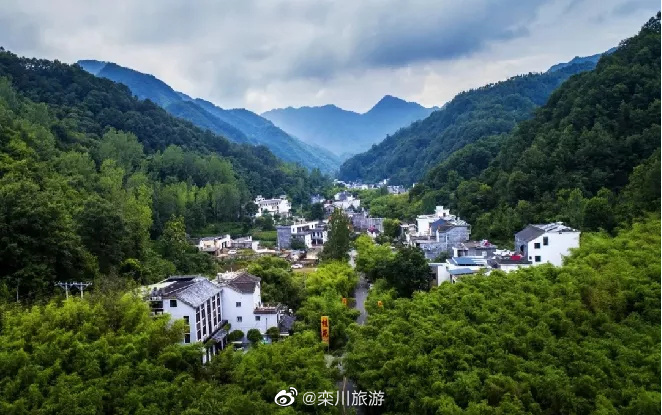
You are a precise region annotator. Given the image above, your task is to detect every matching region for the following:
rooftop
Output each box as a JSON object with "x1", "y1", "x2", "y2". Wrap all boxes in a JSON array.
[
  {"x1": 450, "y1": 256, "x2": 488, "y2": 266},
  {"x1": 449, "y1": 268, "x2": 481, "y2": 276},
  {"x1": 145, "y1": 275, "x2": 221, "y2": 308},
  {"x1": 217, "y1": 271, "x2": 261, "y2": 294},
  {"x1": 516, "y1": 222, "x2": 579, "y2": 241}
]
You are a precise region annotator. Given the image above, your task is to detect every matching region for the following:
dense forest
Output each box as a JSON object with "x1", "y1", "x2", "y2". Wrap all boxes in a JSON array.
[
  {"x1": 0, "y1": 51, "x2": 331, "y2": 300},
  {"x1": 77, "y1": 60, "x2": 341, "y2": 172},
  {"x1": 338, "y1": 55, "x2": 603, "y2": 185},
  {"x1": 409, "y1": 14, "x2": 660, "y2": 245},
  {"x1": 346, "y1": 215, "x2": 661, "y2": 414}
]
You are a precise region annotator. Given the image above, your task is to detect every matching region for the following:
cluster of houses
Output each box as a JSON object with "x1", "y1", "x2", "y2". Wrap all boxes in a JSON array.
[
  {"x1": 428, "y1": 221, "x2": 581, "y2": 285},
  {"x1": 194, "y1": 235, "x2": 263, "y2": 257},
  {"x1": 332, "y1": 179, "x2": 406, "y2": 194},
  {"x1": 144, "y1": 270, "x2": 295, "y2": 362},
  {"x1": 254, "y1": 195, "x2": 291, "y2": 218},
  {"x1": 403, "y1": 206, "x2": 472, "y2": 259}
]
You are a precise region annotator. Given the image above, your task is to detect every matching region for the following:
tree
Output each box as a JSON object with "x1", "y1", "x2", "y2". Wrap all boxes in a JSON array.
[
  {"x1": 383, "y1": 247, "x2": 431, "y2": 298},
  {"x1": 266, "y1": 327, "x2": 280, "y2": 342},
  {"x1": 308, "y1": 202, "x2": 325, "y2": 221},
  {"x1": 321, "y1": 208, "x2": 351, "y2": 261},
  {"x1": 290, "y1": 238, "x2": 307, "y2": 251},
  {"x1": 227, "y1": 330, "x2": 244, "y2": 342},
  {"x1": 247, "y1": 329, "x2": 263, "y2": 345},
  {"x1": 383, "y1": 218, "x2": 401, "y2": 239}
]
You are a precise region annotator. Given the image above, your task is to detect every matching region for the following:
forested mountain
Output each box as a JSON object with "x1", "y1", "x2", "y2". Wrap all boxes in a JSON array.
[
  {"x1": 0, "y1": 49, "x2": 330, "y2": 299},
  {"x1": 262, "y1": 95, "x2": 436, "y2": 156},
  {"x1": 77, "y1": 60, "x2": 341, "y2": 172},
  {"x1": 410, "y1": 14, "x2": 660, "y2": 245},
  {"x1": 338, "y1": 56, "x2": 606, "y2": 185},
  {"x1": 547, "y1": 47, "x2": 616, "y2": 72}
]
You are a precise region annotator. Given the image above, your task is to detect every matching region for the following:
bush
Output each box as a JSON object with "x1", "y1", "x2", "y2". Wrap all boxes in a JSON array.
[
  {"x1": 227, "y1": 330, "x2": 244, "y2": 342},
  {"x1": 266, "y1": 326, "x2": 280, "y2": 341},
  {"x1": 247, "y1": 328, "x2": 263, "y2": 345}
]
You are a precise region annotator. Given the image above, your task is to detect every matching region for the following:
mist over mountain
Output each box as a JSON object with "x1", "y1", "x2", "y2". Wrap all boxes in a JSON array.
[
  {"x1": 262, "y1": 95, "x2": 437, "y2": 157},
  {"x1": 77, "y1": 60, "x2": 341, "y2": 172}
]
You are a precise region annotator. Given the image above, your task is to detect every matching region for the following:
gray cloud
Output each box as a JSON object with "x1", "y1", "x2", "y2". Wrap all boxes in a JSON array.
[{"x1": 0, "y1": 0, "x2": 658, "y2": 112}]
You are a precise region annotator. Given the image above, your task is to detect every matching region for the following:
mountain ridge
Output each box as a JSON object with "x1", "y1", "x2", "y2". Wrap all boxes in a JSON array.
[
  {"x1": 77, "y1": 60, "x2": 341, "y2": 172},
  {"x1": 261, "y1": 95, "x2": 436, "y2": 156}
]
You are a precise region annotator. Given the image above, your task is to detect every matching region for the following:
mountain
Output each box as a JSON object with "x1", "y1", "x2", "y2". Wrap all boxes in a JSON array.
[
  {"x1": 77, "y1": 60, "x2": 341, "y2": 172},
  {"x1": 547, "y1": 47, "x2": 617, "y2": 72},
  {"x1": 262, "y1": 95, "x2": 436, "y2": 156},
  {"x1": 337, "y1": 53, "x2": 610, "y2": 185},
  {"x1": 412, "y1": 14, "x2": 660, "y2": 245}
]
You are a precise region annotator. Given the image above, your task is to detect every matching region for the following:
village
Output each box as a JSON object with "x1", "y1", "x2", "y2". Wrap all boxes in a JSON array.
[{"x1": 142, "y1": 183, "x2": 581, "y2": 362}]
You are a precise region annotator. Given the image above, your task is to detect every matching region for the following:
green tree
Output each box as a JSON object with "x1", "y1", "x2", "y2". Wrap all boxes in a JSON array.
[
  {"x1": 246, "y1": 328, "x2": 263, "y2": 345},
  {"x1": 321, "y1": 209, "x2": 351, "y2": 261},
  {"x1": 383, "y1": 246, "x2": 431, "y2": 297}
]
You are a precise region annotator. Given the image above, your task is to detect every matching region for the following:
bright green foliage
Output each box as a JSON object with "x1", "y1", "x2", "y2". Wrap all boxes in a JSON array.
[
  {"x1": 157, "y1": 216, "x2": 217, "y2": 275},
  {"x1": 247, "y1": 256, "x2": 304, "y2": 309},
  {"x1": 266, "y1": 327, "x2": 281, "y2": 341},
  {"x1": 382, "y1": 218, "x2": 401, "y2": 239},
  {"x1": 368, "y1": 193, "x2": 421, "y2": 220},
  {"x1": 354, "y1": 235, "x2": 395, "y2": 282},
  {"x1": 345, "y1": 217, "x2": 661, "y2": 414},
  {"x1": 381, "y1": 247, "x2": 432, "y2": 298},
  {"x1": 305, "y1": 261, "x2": 359, "y2": 298},
  {"x1": 296, "y1": 291, "x2": 360, "y2": 350},
  {"x1": 227, "y1": 330, "x2": 245, "y2": 342},
  {"x1": 320, "y1": 209, "x2": 351, "y2": 261},
  {"x1": 0, "y1": 293, "x2": 338, "y2": 414}
]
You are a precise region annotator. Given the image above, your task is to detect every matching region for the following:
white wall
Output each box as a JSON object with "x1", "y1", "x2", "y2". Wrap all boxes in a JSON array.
[
  {"x1": 526, "y1": 232, "x2": 580, "y2": 266},
  {"x1": 161, "y1": 299, "x2": 198, "y2": 342},
  {"x1": 221, "y1": 288, "x2": 258, "y2": 334}
]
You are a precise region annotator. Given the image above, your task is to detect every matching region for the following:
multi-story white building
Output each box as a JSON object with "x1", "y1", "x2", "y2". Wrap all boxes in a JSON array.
[
  {"x1": 254, "y1": 195, "x2": 291, "y2": 217},
  {"x1": 514, "y1": 222, "x2": 580, "y2": 266},
  {"x1": 415, "y1": 206, "x2": 452, "y2": 236},
  {"x1": 276, "y1": 221, "x2": 328, "y2": 249},
  {"x1": 216, "y1": 271, "x2": 283, "y2": 335},
  {"x1": 145, "y1": 275, "x2": 226, "y2": 363}
]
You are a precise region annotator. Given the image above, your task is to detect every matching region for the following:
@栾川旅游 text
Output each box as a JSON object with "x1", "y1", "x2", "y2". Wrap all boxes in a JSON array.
[{"x1": 274, "y1": 388, "x2": 384, "y2": 407}]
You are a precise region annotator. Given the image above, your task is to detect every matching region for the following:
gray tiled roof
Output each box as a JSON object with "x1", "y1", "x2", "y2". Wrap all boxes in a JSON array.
[
  {"x1": 515, "y1": 225, "x2": 545, "y2": 242},
  {"x1": 222, "y1": 272, "x2": 261, "y2": 294}
]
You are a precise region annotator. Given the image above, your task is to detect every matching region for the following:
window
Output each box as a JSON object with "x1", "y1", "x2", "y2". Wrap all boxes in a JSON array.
[
  {"x1": 534, "y1": 243, "x2": 541, "y2": 249},
  {"x1": 184, "y1": 334, "x2": 191, "y2": 344},
  {"x1": 237, "y1": 316, "x2": 243, "y2": 323},
  {"x1": 183, "y1": 316, "x2": 189, "y2": 324},
  {"x1": 543, "y1": 236, "x2": 549, "y2": 246},
  {"x1": 236, "y1": 302, "x2": 241, "y2": 307},
  {"x1": 255, "y1": 316, "x2": 261, "y2": 321},
  {"x1": 535, "y1": 256, "x2": 541, "y2": 262},
  {"x1": 169, "y1": 299, "x2": 177, "y2": 307},
  {"x1": 197, "y1": 329, "x2": 201, "y2": 339}
]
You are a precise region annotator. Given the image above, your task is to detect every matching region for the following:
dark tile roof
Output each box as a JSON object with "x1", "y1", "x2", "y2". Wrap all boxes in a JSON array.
[
  {"x1": 223, "y1": 272, "x2": 261, "y2": 294},
  {"x1": 279, "y1": 314, "x2": 296, "y2": 331},
  {"x1": 515, "y1": 225, "x2": 545, "y2": 242}
]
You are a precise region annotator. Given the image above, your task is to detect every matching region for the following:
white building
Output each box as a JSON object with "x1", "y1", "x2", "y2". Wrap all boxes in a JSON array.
[
  {"x1": 231, "y1": 236, "x2": 260, "y2": 251},
  {"x1": 254, "y1": 195, "x2": 291, "y2": 217},
  {"x1": 514, "y1": 222, "x2": 580, "y2": 266},
  {"x1": 144, "y1": 275, "x2": 226, "y2": 363},
  {"x1": 216, "y1": 271, "x2": 283, "y2": 335},
  {"x1": 415, "y1": 206, "x2": 452, "y2": 236},
  {"x1": 195, "y1": 235, "x2": 232, "y2": 255},
  {"x1": 276, "y1": 221, "x2": 328, "y2": 249},
  {"x1": 431, "y1": 256, "x2": 489, "y2": 285}
]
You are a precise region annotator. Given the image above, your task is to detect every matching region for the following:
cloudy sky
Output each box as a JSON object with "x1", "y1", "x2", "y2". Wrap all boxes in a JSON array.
[{"x1": 1, "y1": 0, "x2": 658, "y2": 113}]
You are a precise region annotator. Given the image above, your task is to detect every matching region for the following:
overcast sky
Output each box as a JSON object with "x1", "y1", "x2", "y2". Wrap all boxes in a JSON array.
[{"x1": 0, "y1": 0, "x2": 658, "y2": 113}]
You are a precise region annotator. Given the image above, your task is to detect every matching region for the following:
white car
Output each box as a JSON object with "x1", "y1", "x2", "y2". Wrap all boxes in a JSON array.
[
  {"x1": 228, "y1": 250, "x2": 237, "y2": 255},
  {"x1": 291, "y1": 263, "x2": 303, "y2": 269}
]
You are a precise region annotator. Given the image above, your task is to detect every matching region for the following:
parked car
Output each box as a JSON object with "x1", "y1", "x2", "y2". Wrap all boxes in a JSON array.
[
  {"x1": 291, "y1": 263, "x2": 303, "y2": 269},
  {"x1": 228, "y1": 250, "x2": 237, "y2": 255}
]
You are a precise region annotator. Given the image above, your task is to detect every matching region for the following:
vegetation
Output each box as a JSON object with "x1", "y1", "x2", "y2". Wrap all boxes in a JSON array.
[
  {"x1": 408, "y1": 15, "x2": 661, "y2": 245},
  {"x1": 247, "y1": 256, "x2": 305, "y2": 310},
  {"x1": 246, "y1": 328, "x2": 263, "y2": 345},
  {"x1": 320, "y1": 209, "x2": 351, "y2": 261},
  {"x1": 339, "y1": 57, "x2": 602, "y2": 185},
  {"x1": 345, "y1": 216, "x2": 661, "y2": 414}
]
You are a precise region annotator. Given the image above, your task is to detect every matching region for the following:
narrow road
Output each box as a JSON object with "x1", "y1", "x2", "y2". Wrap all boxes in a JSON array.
[{"x1": 336, "y1": 249, "x2": 368, "y2": 414}]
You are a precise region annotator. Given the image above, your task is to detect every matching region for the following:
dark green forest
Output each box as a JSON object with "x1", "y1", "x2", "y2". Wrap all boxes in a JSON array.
[
  {"x1": 338, "y1": 56, "x2": 602, "y2": 185},
  {"x1": 0, "y1": 51, "x2": 330, "y2": 299},
  {"x1": 408, "y1": 14, "x2": 660, "y2": 246}
]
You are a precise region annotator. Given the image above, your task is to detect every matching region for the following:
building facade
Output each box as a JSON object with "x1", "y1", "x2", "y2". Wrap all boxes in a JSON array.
[
  {"x1": 276, "y1": 221, "x2": 328, "y2": 249},
  {"x1": 514, "y1": 222, "x2": 580, "y2": 266},
  {"x1": 254, "y1": 195, "x2": 291, "y2": 217}
]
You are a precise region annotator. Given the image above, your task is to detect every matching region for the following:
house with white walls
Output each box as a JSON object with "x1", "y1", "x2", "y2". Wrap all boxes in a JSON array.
[
  {"x1": 514, "y1": 222, "x2": 580, "y2": 266},
  {"x1": 144, "y1": 275, "x2": 227, "y2": 363},
  {"x1": 254, "y1": 195, "x2": 291, "y2": 217},
  {"x1": 276, "y1": 221, "x2": 328, "y2": 249},
  {"x1": 216, "y1": 271, "x2": 283, "y2": 335},
  {"x1": 431, "y1": 256, "x2": 489, "y2": 285},
  {"x1": 415, "y1": 206, "x2": 452, "y2": 236},
  {"x1": 195, "y1": 235, "x2": 232, "y2": 256}
]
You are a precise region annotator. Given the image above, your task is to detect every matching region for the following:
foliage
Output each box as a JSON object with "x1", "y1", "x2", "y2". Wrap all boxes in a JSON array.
[
  {"x1": 339, "y1": 59, "x2": 601, "y2": 185},
  {"x1": 382, "y1": 218, "x2": 401, "y2": 238},
  {"x1": 296, "y1": 290, "x2": 360, "y2": 351},
  {"x1": 345, "y1": 216, "x2": 661, "y2": 414},
  {"x1": 305, "y1": 261, "x2": 359, "y2": 298},
  {"x1": 354, "y1": 235, "x2": 395, "y2": 283},
  {"x1": 247, "y1": 256, "x2": 304, "y2": 309},
  {"x1": 265, "y1": 326, "x2": 281, "y2": 341},
  {"x1": 290, "y1": 238, "x2": 308, "y2": 251},
  {"x1": 410, "y1": 15, "x2": 661, "y2": 245},
  {"x1": 246, "y1": 328, "x2": 263, "y2": 345},
  {"x1": 157, "y1": 216, "x2": 217, "y2": 275},
  {"x1": 320, "y1": 209, "x2": 351, "y2": 261},
  {"x1": 227, "y1": 330, "x2": 245, "y2": 342}
]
